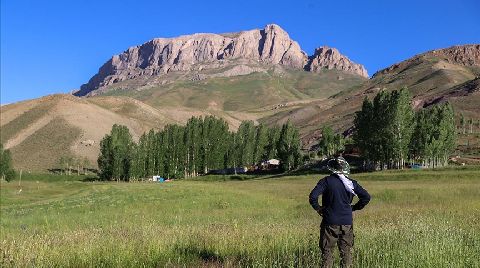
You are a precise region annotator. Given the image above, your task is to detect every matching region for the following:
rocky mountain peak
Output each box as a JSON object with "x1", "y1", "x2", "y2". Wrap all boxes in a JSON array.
[
  {"x1": 76, "y1": 24, "x2": 368, "y2": 96},
  {"x1": 305, "y1": 46, "x2": 368, "y2": 77}
]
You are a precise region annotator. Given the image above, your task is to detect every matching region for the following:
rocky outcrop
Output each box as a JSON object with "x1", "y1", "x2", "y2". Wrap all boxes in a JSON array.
[
  {"x1": 305, "y1": 46, "x2": 368, "y2": 77},
  {"x1": 373, "y1": 45, "x2": 480, "y2": 78},
  {"x1": 76, "y1": 24, "x2": 368, "y2": 96},
  {"x1": 429, "y1": 44, "x2": 480, "y2": 66}
]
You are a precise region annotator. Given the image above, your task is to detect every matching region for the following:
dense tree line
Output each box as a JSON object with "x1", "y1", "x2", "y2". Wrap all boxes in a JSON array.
[
  {"x1": 98, "y1": 117, "x2": 302, "y2": 181},
  {"x1": 0, "y1": 144, "x2": 15, "y2": 182},
  {"x1": 354, "y1": 88, "x2": 456, "y2": 169}
]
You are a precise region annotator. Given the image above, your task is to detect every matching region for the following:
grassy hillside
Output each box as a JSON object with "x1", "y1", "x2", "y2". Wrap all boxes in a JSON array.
[
  {"x1": 100, "y1": 69, "x2": 365, "y2": 112},
  {"x1": 9, "y1": 118, "x2": 82, "y2": 171},
  {"x1": 1, "y1": 168, "x2": 479, "y2": 267},
  {"x1": 264, "y1": 48, "x2": 480, "y2": 148}
]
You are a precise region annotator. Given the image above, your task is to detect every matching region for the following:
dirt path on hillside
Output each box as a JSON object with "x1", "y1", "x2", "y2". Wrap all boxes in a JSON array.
[
  {"x1": 1, "y1": 99, "x2": 42, "y2": 126},
  {"x1": 4, "y1": 114, "x2": 54, "y2": 149}
]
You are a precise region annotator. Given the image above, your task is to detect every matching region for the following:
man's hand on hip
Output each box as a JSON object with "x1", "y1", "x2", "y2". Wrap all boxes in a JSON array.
[{"x1": 317, "y1": 206, "x2": 324, "y2": 217}]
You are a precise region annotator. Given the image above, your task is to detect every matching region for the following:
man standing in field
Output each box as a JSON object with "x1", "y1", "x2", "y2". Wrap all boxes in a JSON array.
[{"x1": 309, "y1": 157, "x2": 371, "y2": 268}]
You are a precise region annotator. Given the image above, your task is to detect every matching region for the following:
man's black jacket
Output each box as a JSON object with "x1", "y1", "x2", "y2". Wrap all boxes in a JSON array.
[{"x1": 309, "y1": 174, "x2": 370, "y2": 225}]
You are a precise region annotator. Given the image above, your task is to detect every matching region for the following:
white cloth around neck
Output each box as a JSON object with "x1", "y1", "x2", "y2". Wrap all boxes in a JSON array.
[{"x1": 336, "y1": 173, "x2": 356, "y2": 196}]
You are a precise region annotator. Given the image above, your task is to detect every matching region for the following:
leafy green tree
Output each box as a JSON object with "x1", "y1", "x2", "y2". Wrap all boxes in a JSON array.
[
  {"x1": 236, "y1": 121, "x2": 256, "y2": 166},
  {"x1": 196, "y1": 116, "x2": 229, "y2": 174},
  {"x1": 135, "y1": 133, "x2": 148, "y2": 178},
  {"x1": 355, "y1": 88, "x2": 414, "y2": 169},
  {"x1": 146, "y1": 129, "x2": 157, "y2": 176},
  {"x1": 388, "y1": 88, "x2": 415, "y2": 168},
  {"x1": 354, "y1": 92, "x2": 391, "y2": 169},
  {"x1": 207, "y1": 117, "x2": 229, "y2": 171},
  {"x1": 372, "y1": 90, "x2": 393, "y2": 169},
  {"x1": 200, "y1": 118, "x2": 210, "y2": 173},
  {"x1": 409, "y1": 109, "x2": 431, "y2": 165},
  {"x1": 435, "y1": 103, "x2": 456, "y2": 167},
  {"x1": 318, "y1": 126, "x2": 343, "y2": 158},
  {"x1": 278, "y1": 121, "x2": 301, "y2": 171},
  {"x1": 97, "y1": 124, "x2": 133, "y2": 181},
  {"x1": 112, "y1": 125, "x2": 133, "y2": 180},
  {"x1": 253, "y1": 124, "x2": 269, "y2": 164},
  {"x1": 354, "y1": 97, "x2": 376, "y2": 168},
  {"x1": 265, "y1": 126, "x2": 281, "y2": 159},
  {"x1": 98, "y1": 134, "x2": 113, "y2": 180},
  {"x1": 162, "y1": 124, "x2": 186, "y2": 179},
  {"x1": 129, "y1": 143, "x2": 142, "y2": 180},
  {"x1": 0, "y1": 144, "x2": 15, "y2": 182},
  {"x1": 224, "y1": 131, "x2": 238, "y2": 169},
  {"x1": 184, "y1": 117, "x2": 201, "y2": 177},
  {"x1": 155, "y1": 130, "x2": 166, "y2": 177},
  {"x1": 410, "y1": 103, "x2": 456, "y2": 168}
]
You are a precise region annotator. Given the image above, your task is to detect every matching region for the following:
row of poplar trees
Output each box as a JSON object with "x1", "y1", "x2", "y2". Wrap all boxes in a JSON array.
[
  {"x1": 354, "y1": 88, "x2": 456, "y2": 169},
  {"x1": 98, "y1": 116, "x2": 302, "y2": 181}
]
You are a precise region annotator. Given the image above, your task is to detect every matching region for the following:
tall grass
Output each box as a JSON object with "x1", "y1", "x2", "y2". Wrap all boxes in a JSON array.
[{"x1": 1, "y1": 168, "x2": 479, "y2": 267}]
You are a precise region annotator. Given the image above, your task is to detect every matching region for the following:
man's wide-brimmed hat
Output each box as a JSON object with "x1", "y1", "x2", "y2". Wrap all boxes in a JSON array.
[{"x1": 327, "y1": 157, "x2": 350, "y2": 175}]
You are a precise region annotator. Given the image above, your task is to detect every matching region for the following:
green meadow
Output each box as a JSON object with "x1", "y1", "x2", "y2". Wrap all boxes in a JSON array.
[{"x1": 1, "y1": 168, "x2": 479, "y2": 267}]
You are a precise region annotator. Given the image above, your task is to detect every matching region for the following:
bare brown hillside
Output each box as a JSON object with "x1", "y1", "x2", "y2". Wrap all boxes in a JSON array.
[
  {"x1": 0, "y1": 94, "x2": 269, "y2": 171},
  {"x1": 1, "y1": 95, "x2": 151, "y2": 171}
]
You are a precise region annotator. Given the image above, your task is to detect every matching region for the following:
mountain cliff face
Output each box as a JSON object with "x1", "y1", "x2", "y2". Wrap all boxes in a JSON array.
[
  {"x1": 76, "y1": 24, "x2": 368, "y2": 96},
  {"x1": 307, "y1": 46, "x2": 368, "y2": 77}
]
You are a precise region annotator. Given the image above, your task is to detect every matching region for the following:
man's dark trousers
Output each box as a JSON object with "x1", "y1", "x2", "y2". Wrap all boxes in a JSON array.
[{"x1": 320, "y1": 223, "x2": 353, "y2": 268}]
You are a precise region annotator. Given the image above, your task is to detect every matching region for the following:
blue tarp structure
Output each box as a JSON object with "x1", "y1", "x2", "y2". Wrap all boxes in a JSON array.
[
  {"x1": 153, "y1": 175, "x2": 165, "y2": 182},
  {"x1": 411, "y1": 164, "x2": 422, "y2": 169}
]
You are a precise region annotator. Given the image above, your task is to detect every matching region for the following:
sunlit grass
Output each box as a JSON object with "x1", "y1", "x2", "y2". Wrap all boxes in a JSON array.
[{"x1": 1, "y1": 167, "x2": 479, "y2": 267}]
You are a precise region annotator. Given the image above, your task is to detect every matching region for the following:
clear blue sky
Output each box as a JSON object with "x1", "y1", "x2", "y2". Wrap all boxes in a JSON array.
[{"x1": 2, "y1": 0, "x2": 480, "y2": 104}]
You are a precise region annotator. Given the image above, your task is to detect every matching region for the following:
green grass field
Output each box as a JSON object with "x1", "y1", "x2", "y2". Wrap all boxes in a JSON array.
[{"x1": 1, "y1": 168, "x2": 479, "y2": 267}]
